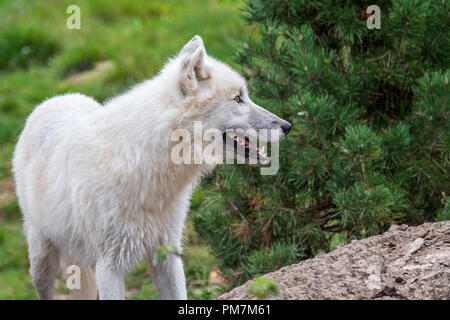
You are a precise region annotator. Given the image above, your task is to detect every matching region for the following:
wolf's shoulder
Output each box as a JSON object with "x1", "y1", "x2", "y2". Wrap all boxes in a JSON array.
[
  {"x1": 25, "y1": 93, "x2": 101, "y2": 131},
  {"x1": 17, "y1": 93, "x2": 102, "y2": 155},
  {"x1": 32, "y1": 93, "x2": 102, "y2": 117}
]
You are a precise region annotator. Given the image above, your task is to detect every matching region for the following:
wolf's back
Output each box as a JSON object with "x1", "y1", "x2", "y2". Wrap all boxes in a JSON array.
[{"x1": 13, "y1": 93, "x2": 101, "y2": 206}]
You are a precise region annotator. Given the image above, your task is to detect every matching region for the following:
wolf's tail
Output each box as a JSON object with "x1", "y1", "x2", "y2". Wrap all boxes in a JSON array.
[{"x1": 60, "y1": 255, "x2": 98, "y2": 300}]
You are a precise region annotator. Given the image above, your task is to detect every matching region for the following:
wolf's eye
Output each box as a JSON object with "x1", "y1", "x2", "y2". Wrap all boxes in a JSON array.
[{"x1": 234, "y1": 95, "x2": 242, "y2": 104}]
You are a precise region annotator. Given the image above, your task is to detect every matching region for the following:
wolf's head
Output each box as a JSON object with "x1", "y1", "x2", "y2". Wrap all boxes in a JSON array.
[{"x1": 168, "y1": 35, "x2": 291, "y2": 165}]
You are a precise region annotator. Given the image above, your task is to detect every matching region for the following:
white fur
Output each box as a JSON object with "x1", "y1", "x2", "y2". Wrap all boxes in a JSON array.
[{"x1": 12, "y1": 36, "x2": 290, "y2": 300}]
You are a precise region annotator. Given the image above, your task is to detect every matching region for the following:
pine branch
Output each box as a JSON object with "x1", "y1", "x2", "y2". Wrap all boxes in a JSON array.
[{"x1": 216, "y1": 165, "x2": 248, "y2": 225}]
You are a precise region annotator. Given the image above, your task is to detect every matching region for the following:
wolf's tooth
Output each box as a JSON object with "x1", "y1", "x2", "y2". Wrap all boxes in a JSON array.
[{"x1": 258, "y1": 146, "x2": 267, "y2": 157}]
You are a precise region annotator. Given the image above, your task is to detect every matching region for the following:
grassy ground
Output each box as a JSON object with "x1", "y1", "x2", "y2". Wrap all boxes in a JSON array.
[{"x1": 0, "y1": 0, "x2": 247, "y2": 299}]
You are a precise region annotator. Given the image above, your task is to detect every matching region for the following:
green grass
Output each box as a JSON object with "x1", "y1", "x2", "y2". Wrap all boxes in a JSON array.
[
  {"x1": 0, "y1": 0, "x2": 247, "y2": 299},
  {"x1": 0, "y1": 196, "x2": 37, "y2": 299}
]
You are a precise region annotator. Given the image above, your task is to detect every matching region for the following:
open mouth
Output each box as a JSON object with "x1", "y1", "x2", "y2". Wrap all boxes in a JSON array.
[{"x1": 222, "y1": 131, "x2": 268, "y2": 164}]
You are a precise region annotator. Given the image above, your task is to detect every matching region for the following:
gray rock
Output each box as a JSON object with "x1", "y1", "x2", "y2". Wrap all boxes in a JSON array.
[{"x1": 218, "y1": 221, "x2": 450, "y2": 300}]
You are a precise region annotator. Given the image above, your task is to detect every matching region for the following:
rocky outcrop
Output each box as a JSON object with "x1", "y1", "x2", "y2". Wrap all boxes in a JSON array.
[{"x1": 219, "y1": 221, "x2": 450, "y2": 300}]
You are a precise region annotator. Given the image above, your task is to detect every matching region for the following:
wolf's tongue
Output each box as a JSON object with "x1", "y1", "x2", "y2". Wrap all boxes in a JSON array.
[{"x1": 244, "y1": 137, "x2": 258, "y2": 152}]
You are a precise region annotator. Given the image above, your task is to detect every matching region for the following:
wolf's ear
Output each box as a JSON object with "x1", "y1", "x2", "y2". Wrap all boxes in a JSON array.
[
  {"x1": 180, "y1": 35, "x2": 205, "y2": 55},
  {"x1": 179, "y1": 36, "x2": 210, "y2": 96}
]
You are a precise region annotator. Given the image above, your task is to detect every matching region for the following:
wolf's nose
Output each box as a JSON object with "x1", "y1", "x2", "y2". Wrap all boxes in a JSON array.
[{"x1": 281, "y1": 121, "x2": 291, "y2": 135}]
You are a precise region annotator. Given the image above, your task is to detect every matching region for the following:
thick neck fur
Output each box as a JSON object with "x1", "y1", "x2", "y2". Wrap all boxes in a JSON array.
[{"x1": 88, "y1": 60, "x2": 212, "y2": 208}]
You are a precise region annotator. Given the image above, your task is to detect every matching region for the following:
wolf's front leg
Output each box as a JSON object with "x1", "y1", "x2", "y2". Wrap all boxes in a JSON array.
[
  {"x1": 149, "y1": 252, "x2": 187, "y2": 300},
  {"x1": 95, "y1": 260, "x2": 126, "y2": 300}
]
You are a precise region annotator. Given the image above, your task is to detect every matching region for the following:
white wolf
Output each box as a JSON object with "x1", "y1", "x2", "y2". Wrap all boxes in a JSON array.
[{"x1": 12, "y1": 36, "x2": 291, "y2": 300}]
